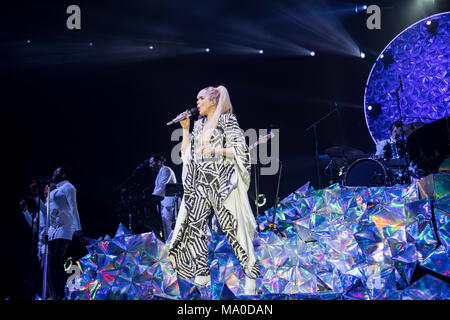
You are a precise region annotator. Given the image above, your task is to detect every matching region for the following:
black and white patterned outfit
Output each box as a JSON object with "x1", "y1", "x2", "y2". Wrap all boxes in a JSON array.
[{"x1": 169, "y1": 113, "x2": 260, "y2": 280}]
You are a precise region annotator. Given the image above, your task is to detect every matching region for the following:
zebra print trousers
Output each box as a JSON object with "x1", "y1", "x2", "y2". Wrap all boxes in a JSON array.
[{"x1": 169, "y1": 177, "x2": 260, "y2": 280}]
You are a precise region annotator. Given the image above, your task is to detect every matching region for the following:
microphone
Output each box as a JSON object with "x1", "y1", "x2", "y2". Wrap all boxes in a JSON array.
[
  {"x1": 134, "y1": 159, "x2": 149, "y2": 172},
  {"x1": 166, "y1": 108, "x2": 198, "y2": 126}
]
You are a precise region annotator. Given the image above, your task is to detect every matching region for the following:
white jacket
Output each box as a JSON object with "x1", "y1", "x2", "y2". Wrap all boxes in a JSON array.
[
  {"x1": 153, "y1": 165, "x2": 177, "y2": 207},
  {"x1": 39, "y1": 180, "x2": 82, "y2": 241}
]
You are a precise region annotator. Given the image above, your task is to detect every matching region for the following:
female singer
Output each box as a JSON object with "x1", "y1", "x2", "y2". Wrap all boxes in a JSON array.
[{"x1": 169, "y1": 85, "x2": 260, "y2": 295}]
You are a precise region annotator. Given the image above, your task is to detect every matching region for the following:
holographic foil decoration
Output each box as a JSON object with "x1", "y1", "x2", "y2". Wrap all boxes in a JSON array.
[
  {"x1": 434, "y1": 194, "x2": 450, "y2": 250},
  {"x1": 67, "y1": 176, "x2": 449, "y2": 300},
  {"x1": 423, "y1": 194, "x2": 450, "y2": 277},
  {"x1": 364, "y1": 12, "x2": 450, "y2": 143},
  {"x1": 388, "y1": 274, "x2": 450, "y2": 300},
  {"x1": 418, "y1": 174, "x2": 450, "y2": 200}
]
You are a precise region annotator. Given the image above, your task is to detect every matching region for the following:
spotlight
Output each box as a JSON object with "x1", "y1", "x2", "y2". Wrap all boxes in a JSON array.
[
  {"x1": 258, "y1": 50, "x2": 264, "y2": 54},
  {"x1": 205, "y1": 48, "x2": 210, "y2": 53},
  {"x1": 148, "y1": 45, "x2": 154, "y2": 50},
  {"x1": 380, "y1": 51, "x2": 394, "y2": 69},
  {"x1": 425, "y1": 20, "x2": 438, "y2": 35},
  {"x1": 360, "y1": 52, "x2": 366, "y2": 59},
  {"x1": 26, "y1": 40, "x2": 31, "y2": 44},
  {"x1": 367, "y1": 103, "x2": 382, "y2": 119},
  {"x1": 356, "y1": 5, "x2": 367, "y2": 13},
  {"x1": 310, "y1": 51, "x2": 315, "y2": 56},
  {"x1": 89, "y1": 42, "x2": 93, "y2": 46}
]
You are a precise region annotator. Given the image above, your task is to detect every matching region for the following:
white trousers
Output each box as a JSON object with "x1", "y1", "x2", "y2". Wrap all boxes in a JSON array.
[{"x1": 161, "y1": 205, "x2": 175, "y2": 242}]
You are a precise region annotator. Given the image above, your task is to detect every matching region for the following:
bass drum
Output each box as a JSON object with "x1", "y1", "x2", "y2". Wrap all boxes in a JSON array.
[{"x1": 344, "y1": 158, "x2": 387, "y2": 187}]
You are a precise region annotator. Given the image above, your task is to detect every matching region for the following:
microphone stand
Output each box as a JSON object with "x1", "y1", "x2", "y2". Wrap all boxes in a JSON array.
[
  {"x1": 113, "y1": 167, "x2": 141, "y2": 193},
  {"x1": 42, "y1": 188, "x2": 50, "y2": 300},
  {"x1": 394, "y1": 76, "x2": 411, "y2": 182},
  {"x1": 262, "y1": 160, "x2": 285, "y2": 237},
  {"x1": 27, "y1": 199, "x2": 37, "y2": 299},
  {"x1": 253, "y1": 163, "x2": 261, "y2": 234},
  {"x1": 30, "y1": 178, "x2": 46, "y2": 299},
  {"x1": 114, "y1": 163, "x2": 148, "y2": 232},
  {"x1": 305, "y1": 103, "x2": 340, "y2": 189},
  {"x1": 24, "y1": 178, "x2": 47, "y2": 300},
  {"x1": 29, "y1": 178, "x2": 47, "y2": 299},
  {"x1": 115, "y1": 175, "x2": 136, "y2": 232}
]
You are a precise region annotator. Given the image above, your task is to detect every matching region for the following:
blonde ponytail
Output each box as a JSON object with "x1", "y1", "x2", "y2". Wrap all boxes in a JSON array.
[{"x1": 201, "y1": 85, "x2": 233, "y2": 146}]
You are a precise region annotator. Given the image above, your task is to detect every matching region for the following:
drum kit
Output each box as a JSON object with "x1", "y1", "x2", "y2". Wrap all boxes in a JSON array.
[
  {"x1": 322, "y1": 118, "x2": 450, "y2": 187},
  {"x1": 321, "y1": 145, "x2": 404, "y2": 187}
]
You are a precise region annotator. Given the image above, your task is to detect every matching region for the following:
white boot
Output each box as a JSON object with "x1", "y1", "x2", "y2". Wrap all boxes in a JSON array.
[
  {"x1": 194, "y1": 275, "x2": 211, "y2": 287},
  {"x1": 244, "y1": 276, "x2": 257, "y2": 295}
]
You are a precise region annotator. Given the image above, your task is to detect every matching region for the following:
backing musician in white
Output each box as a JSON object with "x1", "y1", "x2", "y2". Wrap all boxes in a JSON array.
[{"x1": 149, "y1": 154, "x2": 177, "y2": 241}]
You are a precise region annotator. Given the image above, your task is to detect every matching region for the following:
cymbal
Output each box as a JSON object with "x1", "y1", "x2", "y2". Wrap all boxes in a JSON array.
[
  {"x1": 323, "y1": 146, "x2": 369, "y2": 160},
  {"x1": 400, "y1": 122, "x2": 426, "y2": 136}
]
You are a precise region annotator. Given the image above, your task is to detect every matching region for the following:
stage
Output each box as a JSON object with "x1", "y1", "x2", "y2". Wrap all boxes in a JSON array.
[
  {"x1": 3, "y1": 1, "x2": 450, "y2": 303},
  {"x1": 65, "y1": 174, "x2": 450, "y2": 300}
]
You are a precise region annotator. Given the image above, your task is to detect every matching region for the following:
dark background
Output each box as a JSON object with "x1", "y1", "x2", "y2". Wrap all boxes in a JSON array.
[{"x1": 0, "y1": 0, "x2": 448, "y2": 299}]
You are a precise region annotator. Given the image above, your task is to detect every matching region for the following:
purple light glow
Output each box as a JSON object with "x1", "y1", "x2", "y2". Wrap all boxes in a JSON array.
[{"x1": 364, "y1": 12, "x2": 450, "y2": 143}]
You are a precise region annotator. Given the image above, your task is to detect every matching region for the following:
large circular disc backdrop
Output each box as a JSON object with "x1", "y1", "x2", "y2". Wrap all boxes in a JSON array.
[{"x1": 364, "y1": 12, "x2": 450, "y2": 143}]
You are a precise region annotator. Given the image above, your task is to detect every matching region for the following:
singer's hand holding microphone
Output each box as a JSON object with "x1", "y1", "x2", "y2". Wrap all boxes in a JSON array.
[
  {"x1": 179, "y1": 110, "x2": 190, "y2": 130},
  {"x1": 166, "y1": 107, "x2": 198, "y2": 126}
]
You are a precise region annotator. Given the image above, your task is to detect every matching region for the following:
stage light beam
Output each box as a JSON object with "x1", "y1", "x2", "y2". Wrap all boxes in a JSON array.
[
  {"x1": 355, "y1": 5, "x2": 368, "y2": 13},
  {"x1": 279, "y1": 2, "x2": 361, "y2": 57}
]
